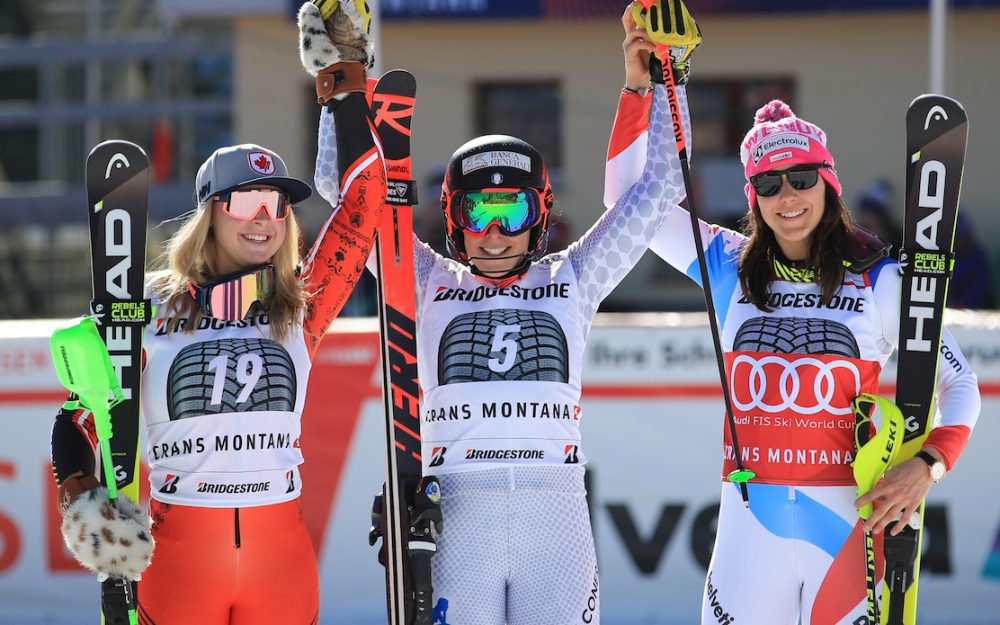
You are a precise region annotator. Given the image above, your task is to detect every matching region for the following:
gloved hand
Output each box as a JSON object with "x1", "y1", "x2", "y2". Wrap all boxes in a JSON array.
[
  {"x1": 630, "y1": 0, "x2": 701, "y2": 85},
  {"x1": 299, "y1": 0, "x2": 373, "y2": 74},
  {"x1": 298, "y1": 0, "x2": 373, "y2": 103},
  {"x1": 61, "y1": 485, "x2": 153, "y2": 581}
]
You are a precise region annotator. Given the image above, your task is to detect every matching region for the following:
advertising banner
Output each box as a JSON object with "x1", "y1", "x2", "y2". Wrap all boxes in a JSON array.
[{"x1": 0, "y1": 317, "x2": 997, "y2": 624}]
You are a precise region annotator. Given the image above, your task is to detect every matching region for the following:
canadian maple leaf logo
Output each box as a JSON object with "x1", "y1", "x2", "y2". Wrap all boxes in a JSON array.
[{"x1": 248, "y1": 151, "x2": 275, "y2": 175}]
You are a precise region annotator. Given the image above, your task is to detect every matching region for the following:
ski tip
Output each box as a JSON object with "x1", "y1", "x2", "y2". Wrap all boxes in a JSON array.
[
  {"x1": 909, "y1": 92, "x2": 963, "y2": 106},
  {"x1": 906, "y1": 94, "x2": 968, "y2": 145},
  {"x1": 87, "y1": 140, "x2": 148, "y2": 160},
  {"x1": 86, "y1": 140, "x2": 151, "y2": 197},
  {"x1": 376, "y1": 68, "x2": 416, "y2": 90},
  {"x1": 907, "y1": 94, "x2": 967, "y2": 121}
]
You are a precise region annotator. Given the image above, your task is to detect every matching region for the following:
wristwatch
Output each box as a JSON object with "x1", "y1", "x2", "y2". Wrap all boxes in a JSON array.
[{"x1": 915, "y1": 450, "x2": 946, "y2": 483}]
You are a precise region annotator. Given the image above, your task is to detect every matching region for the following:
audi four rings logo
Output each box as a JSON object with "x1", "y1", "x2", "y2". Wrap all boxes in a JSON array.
[{"x1": 730, "y1": 355, "x2": 862, "y2": 415}]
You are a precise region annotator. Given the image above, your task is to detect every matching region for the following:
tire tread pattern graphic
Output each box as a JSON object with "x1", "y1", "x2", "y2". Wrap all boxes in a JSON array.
[
  {"x1": 167, "y1": 338, "x2": 296, "y2": 420},
  {"x1": 438, "y1": 309, "x2": 569, "y2": 384},
  {"x1": 733, "y1": 316, "x2": 860, "y2": 358}
]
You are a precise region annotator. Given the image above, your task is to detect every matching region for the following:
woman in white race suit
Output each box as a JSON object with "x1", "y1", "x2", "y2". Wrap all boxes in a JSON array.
[
  {"x1": 603, "y1": 43, "x2": 981, "y2": 625},
  {"x1": 299, "y1": 2, "x2": 701, "y2": 623}
]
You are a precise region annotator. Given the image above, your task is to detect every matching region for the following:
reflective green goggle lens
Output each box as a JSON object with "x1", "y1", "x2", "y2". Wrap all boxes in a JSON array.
[{"x1": 453, "y1": 190, "x2": 541, "y2": 236}]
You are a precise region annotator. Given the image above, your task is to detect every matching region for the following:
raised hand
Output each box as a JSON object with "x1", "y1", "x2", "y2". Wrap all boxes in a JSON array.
[
  {"x1": 298, "y1": 0, "x2": 373, "y2": 103},
  {"x1": 622, "y1": 5, "x2": 658, "y2": 92},
  {"x1": 630, "y1": 0, "x2": 701, "y2": 85}
]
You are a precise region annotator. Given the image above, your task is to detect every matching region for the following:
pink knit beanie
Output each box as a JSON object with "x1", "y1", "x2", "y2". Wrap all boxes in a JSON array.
[{"x1": 739, "y1": 100, "x2": 841, "y2": 209}]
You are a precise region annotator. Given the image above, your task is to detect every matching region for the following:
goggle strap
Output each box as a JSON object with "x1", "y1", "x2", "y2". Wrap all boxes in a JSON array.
[{"x1": 190, "y1": 264, "x2": 275, "y2": 321}]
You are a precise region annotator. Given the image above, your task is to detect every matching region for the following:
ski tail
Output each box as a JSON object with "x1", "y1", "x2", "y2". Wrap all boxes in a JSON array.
[
  {"x1": 370, "y1": 69, "x2": 440, "y2": 625},
  {"x1": 85, "y1": 140, "x2": 152, "y2": 625},
  {"x1": 882, "y1": 94, "x2": 968, "y2": 625}
]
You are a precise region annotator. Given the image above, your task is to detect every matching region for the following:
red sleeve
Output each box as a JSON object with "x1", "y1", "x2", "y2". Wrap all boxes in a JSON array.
[
  {"x1": 924, "y1": 424, "x2": 972, "y2": 471},
  {"x1": 603, "y1": 89, "x2": 652, "y2": 209},
  {"x1": 607, "y1": 89, "x2": 653, "y2": 162}
]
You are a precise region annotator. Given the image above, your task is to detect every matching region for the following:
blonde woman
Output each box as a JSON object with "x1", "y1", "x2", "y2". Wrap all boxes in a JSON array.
[{"x1": 50, "y1": 3, "x2": 384, "y2": 623}]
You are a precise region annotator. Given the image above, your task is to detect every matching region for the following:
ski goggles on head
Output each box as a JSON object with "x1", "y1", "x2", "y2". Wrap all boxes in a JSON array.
[
  {"x1": 447, "y1": 188, "x2": 543, "y2": 237},
  {"x1": 214, "y1": 188, "x2": 290, "y2": 221},
  {"x1": 188, "y1": 264, "x2": 275, "y2": 321},
  {"x1": 749, "y1": 164, "x2": 831, "y2": 198}
]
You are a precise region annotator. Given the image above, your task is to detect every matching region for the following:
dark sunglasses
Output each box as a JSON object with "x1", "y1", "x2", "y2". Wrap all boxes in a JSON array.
[{"x1": 750, "y1": 164, "x2": 831, "y2": 198}]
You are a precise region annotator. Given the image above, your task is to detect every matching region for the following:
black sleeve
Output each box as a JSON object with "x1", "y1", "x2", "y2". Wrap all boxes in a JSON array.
[
  {"x1": 50, "y1": 395, "x2": 97, "y2": 485},
  {"x1": 329, "y1": 91, "x2": 378, "y2": 182}
]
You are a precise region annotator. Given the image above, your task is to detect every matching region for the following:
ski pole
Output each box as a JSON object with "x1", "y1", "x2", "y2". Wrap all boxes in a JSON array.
[
  {"x1": 633, "y1": 0, "x2": 754, "y2": 504},
  {"x1": 51, "y1": 318, "x2": 139, "y2": 625}
]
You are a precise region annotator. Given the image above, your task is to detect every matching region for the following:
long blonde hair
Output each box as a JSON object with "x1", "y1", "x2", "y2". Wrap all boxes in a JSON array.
[{"x1": 149, "y1": 204, "x2": 306, "y2": 341}]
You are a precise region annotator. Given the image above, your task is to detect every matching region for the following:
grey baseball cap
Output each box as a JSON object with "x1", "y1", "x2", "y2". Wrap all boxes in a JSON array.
[{"x1": 193, "y1": 144, "x2": 313, "y2": 206}]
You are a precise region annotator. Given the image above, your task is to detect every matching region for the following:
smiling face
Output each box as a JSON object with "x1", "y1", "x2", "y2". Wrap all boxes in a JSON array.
[
  {"x1": 755, "y1": 171, "x2": 827, "y2": 261},
  {"x1": 210, "y1": 184, "x2": 287, "y2": 275},
  {"x1": 463, "y1": 225, "x2": 532, "y2": 277}
]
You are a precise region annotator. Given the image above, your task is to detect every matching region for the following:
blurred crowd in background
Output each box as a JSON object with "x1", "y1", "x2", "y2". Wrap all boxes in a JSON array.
[{"x1": 1, "y1": 0, "x2": 998, "y2": 320}]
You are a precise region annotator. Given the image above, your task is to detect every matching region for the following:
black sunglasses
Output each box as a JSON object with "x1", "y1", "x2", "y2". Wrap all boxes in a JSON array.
[{"x1": 750, "y1": 164, "x2": 831, "y2": 198}]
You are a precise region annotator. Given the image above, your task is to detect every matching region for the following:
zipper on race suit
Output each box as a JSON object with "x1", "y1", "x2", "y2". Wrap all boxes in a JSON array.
[{"x1": 234, "y1": 508, "x2": 241, "y2": 548}]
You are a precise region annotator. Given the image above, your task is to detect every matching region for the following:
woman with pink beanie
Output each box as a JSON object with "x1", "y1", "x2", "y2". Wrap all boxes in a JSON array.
[{"x1": 604, "y1": 82, "x2": 981, "y2": 623}]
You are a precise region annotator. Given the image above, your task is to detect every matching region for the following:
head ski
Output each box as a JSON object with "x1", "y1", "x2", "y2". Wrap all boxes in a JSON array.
[
  {"x1": 85, "y1": 140, "x2": 152, "y2": 624},
  {"x1": 882, "y1": 94, "x2": 968, "y2": 625}
]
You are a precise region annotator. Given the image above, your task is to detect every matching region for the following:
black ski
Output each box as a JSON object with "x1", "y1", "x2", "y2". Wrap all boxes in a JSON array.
[
  {"x1": 85, "y1": 140, "x2": 152, "y2": 624},
  {"x1": 369, "y1": 70, "x2": 442, "y2": 625},
  {"x1": 882, "y1": 94, "x2": 968, "y2": 625}
]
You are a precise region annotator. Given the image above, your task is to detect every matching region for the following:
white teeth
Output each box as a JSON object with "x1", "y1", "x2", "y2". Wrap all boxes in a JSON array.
[
  {"x1": 482, "y1": 247, "x2": 508, "y2": 256},
  {"x1": 243, "y1": 233, "x2": 268, "y2": 242},
  {"x1": 779, "y1": 209, "x2": 805, "y2": 218}
]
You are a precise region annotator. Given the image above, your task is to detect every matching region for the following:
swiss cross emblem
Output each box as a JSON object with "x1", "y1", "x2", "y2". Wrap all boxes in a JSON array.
[{"x1": 248, "y1": 151, "x2": 275, "y2": 175}]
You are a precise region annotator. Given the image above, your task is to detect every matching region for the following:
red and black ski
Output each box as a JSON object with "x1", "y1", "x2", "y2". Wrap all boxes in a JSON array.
[
  {"x1": 84, "y1": 140, "x2": 152, "y2": 624},
  {"x1": 369, "y1": 69, "x2": 441, "y2": 625}
]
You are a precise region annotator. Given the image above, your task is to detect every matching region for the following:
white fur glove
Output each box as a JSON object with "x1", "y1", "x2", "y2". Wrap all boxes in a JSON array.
[
  {"x1": 298, "y1": 1, "x2": 374, "y2": 77},
  {"x1": 61, "y1": 487, "x2": 154, "y2": 581}
]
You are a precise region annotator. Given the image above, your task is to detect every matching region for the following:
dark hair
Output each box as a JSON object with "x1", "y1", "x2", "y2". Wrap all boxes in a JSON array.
[{"x1": 737, "y1": 185, "x2": 855, "y2": 312}]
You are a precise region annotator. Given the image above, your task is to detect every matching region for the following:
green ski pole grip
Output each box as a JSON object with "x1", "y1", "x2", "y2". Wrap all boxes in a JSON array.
[
  {"x1": 727, "y1": 468, "x2": 756, "y2": 484},
  {"x1": 50, "y1": 317, "x2": 125, "y2": 495}
]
